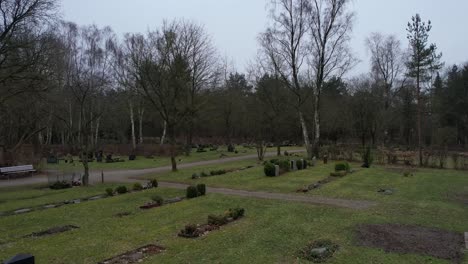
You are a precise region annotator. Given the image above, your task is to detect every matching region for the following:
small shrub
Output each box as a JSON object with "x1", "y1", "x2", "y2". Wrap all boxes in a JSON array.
[
  {"x1": 207, "y1": 214, "x2": 229, "y2": 226},
  {"x1": 296, "y1": 160, "x2": 304, "y2": 170},
  {"x1": 179, "y1": 224, "x2": 198, "y2": 237},
  {"x1": 284, "y1": 151, "x2": 289, "y2": 156},
  {"x1": 278, "y1": 159, "x2": 290, "y2": 172},
  {"x1": 105, "y1": 188, "x2": 114, "y2": 196},
  {"x1": 191, "y1": 173, "x2": 200, "y2": 179},
  {"x1": 264, "y1": 162, "x2": 276, "y2": 177},
  {"x1": 115, "y1": 185, "x2": 128, "y2": 194},
  {"x1": 226, "y1": 207, "x2": 245, "y2": 220},
  {"x1": 132, "y1": 182, "x2": 143, "y2": 191},
  {"x1": 149, "y1": 179, "x2": 158, "y2": 188},
  {"x1": 269, "y1": 158, "x2": 279, "y2": 165},
  {"x1": 151, "y1": 195, "x2": 164, "y2": 205},
  {"x1": 227, "y1": 144, "x2": 235, "y2": 152},
  {"x1": 201, "y1": 171, "x2": 208, "y2": 177},
  {"x1": 303, "y1": 160, "x2": 308, "y2": 169},
  {"x1": 330, "y1": 171, "x2": 347, "y2": 177},
  {"x1": 361, "y1": 146, "x2": 374, "y2": 168},
  {"x1": 186, "y1": 186, "x2": 199, "y2": 199},
  {"x1": 209, "y1": 169, "x2": 226, "y2": 176},
  {"x1": 49, "y1": 181, "x2": 72, "y2": 190},
  {"x1": 196, "y1": 184, "x2": 206, "y2": 196},
  {"x1": 334, "y1": 162, "x2": 350, "y2": 172}
]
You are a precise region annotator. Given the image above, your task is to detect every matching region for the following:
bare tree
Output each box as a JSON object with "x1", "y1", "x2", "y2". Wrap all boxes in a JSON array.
[
  {"x1": 55, "y1": 23, "x2": 114, "y2": 185},
  {"x1": 308, "y1": 0, "x2": 355, "y2": 157},
  {"x1": 126, "y1": 21, "x2": 193, "y2": 172},
  {"x1": 0, "y1": 0, "x2": 58, "y2": 165},
  {"x1": 176, "y1": 21, "x2": 218, "y2": 155},
  {"x1": 260, "y1": 0, "x2": 313, "y2": 158},
  {"x1": 366, "y1": 33, "x2": 403, "y2": 110}
]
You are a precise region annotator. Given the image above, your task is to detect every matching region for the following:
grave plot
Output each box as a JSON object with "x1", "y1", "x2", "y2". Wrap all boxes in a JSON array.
[
  {"x1": 298, "y1": 239, "x2": 339, "y2": 263},
  {"x1": 178, "y1": 208, "x2": 245, "y2": 238},
  {"x1": 356, "y1": 224, "x2": 465, "y2": 263},
  {"x1": 98, "y1": 244, "x2": 165, "y2": 264},
  {"x1": 24, "y1": 225, "x2": 79, "y2": 238},
  {"x1": 297, "y1": 162, "x2": 354, "y2": 193},
  {"x1": 114, "y1": 212, "x2": 132, "y2": 218},
  {"x1": 191, "y1": 165, "x2": 256, "y2": 179},
  {"x1": 1, "y1": 180, "x2": 158, "y2": 217}
]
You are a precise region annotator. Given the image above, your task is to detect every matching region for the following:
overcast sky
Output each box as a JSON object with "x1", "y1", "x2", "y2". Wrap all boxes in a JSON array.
[{"x1": 61, "y1": 0, "x2": 468, "y2": 76}]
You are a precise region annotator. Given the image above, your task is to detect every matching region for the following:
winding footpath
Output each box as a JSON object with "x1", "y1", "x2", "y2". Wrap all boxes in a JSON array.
[{"x1": 0, "y1": 150, "x2": 377, "y2": 210}]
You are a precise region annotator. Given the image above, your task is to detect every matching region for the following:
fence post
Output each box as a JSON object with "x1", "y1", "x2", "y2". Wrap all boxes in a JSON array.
[{"x1": 101, "y1": 171, "x2": 104, "y2": 183}]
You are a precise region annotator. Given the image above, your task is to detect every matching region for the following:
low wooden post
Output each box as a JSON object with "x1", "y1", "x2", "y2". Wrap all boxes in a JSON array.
[{"x1": 101, "y1": 171, "x2": 104, "y2": 183}]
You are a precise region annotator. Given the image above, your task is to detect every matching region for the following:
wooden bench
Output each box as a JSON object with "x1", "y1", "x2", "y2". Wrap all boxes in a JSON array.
[{"x1": 0, "y1": 165, "x2": 36, "y2": 180}]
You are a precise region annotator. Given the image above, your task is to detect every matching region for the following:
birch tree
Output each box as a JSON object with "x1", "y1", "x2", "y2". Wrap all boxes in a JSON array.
[
  {"x1": 260, "y1": 0, "x2": 313, "y2": 158},
  {"x1": 308, "y1": 0, "x2": 355, "y2": 157}
]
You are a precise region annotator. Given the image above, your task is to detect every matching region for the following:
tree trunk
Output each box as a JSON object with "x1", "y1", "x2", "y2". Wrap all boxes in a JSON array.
[
  {"x1": 160, "y1": 121, "x2": 167, "y2": 145},
  {"x1": 168, "y1": 123, "x2": 177, "y2": 172},
  {"x1": 185, "y1": 118, "x2": 194, "y2": 156},
  {"x1": 138, "y1": 107, "x2": 144, "y2": 144},
  {"x1": 95, "y1": 117, "x2": 100, "y2": 147},
  {"x1": 417, "y1": 71, "x2": 423, "y2": 166},
  {"x1": 81, "y1": 151, "x2": 90, "y2": 186},
  {"x1": 299, "y1": 112, "x2": 312, "y2": 159},
  {"x1": 256, "y1": 141, "x2": 267, "y2": 161},
  {"x1": 129, "y1": 101, "x2": 136, "y2": 150},
  {"x1": 312, "y1": 93, "x2": 321, "y2": 159}
]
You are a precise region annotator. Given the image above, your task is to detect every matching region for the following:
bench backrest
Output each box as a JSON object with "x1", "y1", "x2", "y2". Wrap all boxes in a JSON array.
[{"x1": 0, "y1": 165, "x2": 34, "y2": 173}]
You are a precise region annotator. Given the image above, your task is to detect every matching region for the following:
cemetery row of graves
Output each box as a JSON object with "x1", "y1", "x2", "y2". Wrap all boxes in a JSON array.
[{"x1": 1, "y1": 151, "x2": 467, "y2": 263}]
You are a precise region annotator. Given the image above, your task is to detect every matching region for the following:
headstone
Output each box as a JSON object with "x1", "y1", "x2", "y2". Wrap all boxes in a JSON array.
[
  {"x1": 3, "y1": 253, "x2": 34, "y2": 264},
  {"x1": 310, "y1": 247, "x2": 327, "y2": 255},
  {"x1": 311, "y1": 157, "x2": 317, "y2": 166},
  {"x1": 290, "y1": 160, "x2": 297, "y2": 171},
  {"x1": 300, "y1": 159, "x2": 305, "y2": 170},
  {"x1": 88, "y1": 196, "x2": 103, "y2": 201},
  {"x1": 14, "y1": 209, "x2": 31, "y2": 214},
  {"x1": 274, "y1": 165, "x2": 280, "y2": 177}
]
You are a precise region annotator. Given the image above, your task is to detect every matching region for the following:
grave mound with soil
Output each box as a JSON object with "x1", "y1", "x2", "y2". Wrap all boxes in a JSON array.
[
  {"x1": 25, "y1": 225, "x2": 79, "y2": 237},
  {"x1": 356, "y1": 224, "x2": 464, "y2": 263},
  {"x1": 98, "y1": 244, "x2": 165, "y2": 264},
  {"x1": 114, "y1": 212, "x2": 132, "y2": 218}
]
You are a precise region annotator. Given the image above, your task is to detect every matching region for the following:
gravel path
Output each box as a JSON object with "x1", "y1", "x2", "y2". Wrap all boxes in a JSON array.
[
  {"x1": 0, "y1": 150, "x2": 304, "y2": 187},
  {"x1": 0, "y1": 149, "x2": 377, "y2": 210}
]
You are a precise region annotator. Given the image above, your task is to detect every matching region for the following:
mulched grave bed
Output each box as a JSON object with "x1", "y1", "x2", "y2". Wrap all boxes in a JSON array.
[
  {"x1": 139, "y1": 197, "x2": 184, "y2": 210},
  {"x1": 98, "y1": 244, "x2": 165, "y2": 264},
  {"x1": 178, "y1": 208, "x2": 245, "y2": 238},
  {"x1": 114, "y1": 212, "x2": 132, "y2": 218},
  {"x1": 296, "y1": 176, "x2": 339, "y2": 193},
  {"x1": 356, "y1": 224, "x2": 465, "y2": 263},
  {"x1": 24, "y1": 225, "x2": 79, "y2": 238}
]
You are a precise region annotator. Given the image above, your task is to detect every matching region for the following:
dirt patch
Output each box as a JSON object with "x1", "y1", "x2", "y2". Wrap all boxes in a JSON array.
[
  {"x1": 98, "y1": 244, "x2": 165, "y2": 264},
  {"x1": 114, "y1": 212, "x2": 132, "y2": 218},
  {"x1": 25, "y1": 225, "x2": 79, "y2": 237},
  {"x1": 356, "y1": 224, "x2": 464, "y2": 263}
]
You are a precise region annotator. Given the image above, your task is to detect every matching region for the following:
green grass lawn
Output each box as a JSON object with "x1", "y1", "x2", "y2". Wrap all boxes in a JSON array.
[
  {"x1": 0, "y1": 161, "x2": 467, "y2": 263},
  {"x1": 42, "y1": 146, "x2": 303, "y2": 172}
]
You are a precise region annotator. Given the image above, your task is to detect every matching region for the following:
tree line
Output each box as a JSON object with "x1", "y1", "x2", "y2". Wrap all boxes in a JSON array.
[{"x1": 0, "y1": 0, "x2": 467, "y2": 183}]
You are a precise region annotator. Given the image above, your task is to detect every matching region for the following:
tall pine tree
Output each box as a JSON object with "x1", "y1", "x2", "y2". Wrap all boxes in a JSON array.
[{"x1": 406, "y1": 14, "x2": 443, "y2": 166}]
